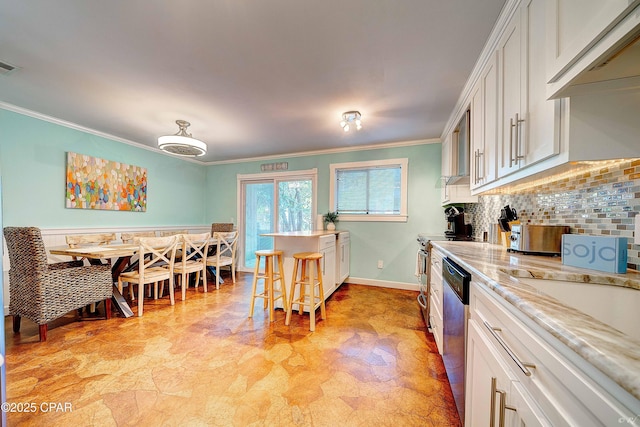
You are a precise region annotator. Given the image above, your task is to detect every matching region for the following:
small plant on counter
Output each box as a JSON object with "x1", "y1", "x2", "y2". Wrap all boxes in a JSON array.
[{"x1": 324, "y1": 211, "x2": 339, "y2": 230}]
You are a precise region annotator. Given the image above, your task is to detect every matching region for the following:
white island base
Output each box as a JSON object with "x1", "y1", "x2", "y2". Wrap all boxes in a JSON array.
[{"x1": 261, "y1": 231, "x2": 340, "y2": 312}]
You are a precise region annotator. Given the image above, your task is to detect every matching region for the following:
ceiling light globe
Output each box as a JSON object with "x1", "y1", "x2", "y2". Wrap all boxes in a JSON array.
[{"x1": 343, "y1": 124, "x2": 350, "y2": 132}]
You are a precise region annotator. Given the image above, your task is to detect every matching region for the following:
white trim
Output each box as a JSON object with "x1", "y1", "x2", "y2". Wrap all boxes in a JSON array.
[
  {"x1": 0, "y1": 102, "x2": 204, "y2": 165},
  {"x1": 236, "y1": 169, "x2": 318, "y2": 270},
  {"x1": 236, "y1": 168, "x2": 318, "y2": 181},
  {"x1": 346, "y1": 277, "x2": 418, "y2": 291},
  {"x1": 337, "y1": 215, "x2": 408, "y2": 223},
  {"x1": 210, "y1": 138, "x2": 438, "y2": 165},
  {"x1": 329, "y1": 158, "x2": 409, "y2": 221},
  {"x1": 1, "y1": 101, "x2": 439, "y2": 166}
]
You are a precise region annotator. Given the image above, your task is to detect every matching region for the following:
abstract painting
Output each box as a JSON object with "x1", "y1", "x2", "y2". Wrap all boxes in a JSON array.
[{"x1": 66, "y1": 152, "x2": 147, "y2": 211}]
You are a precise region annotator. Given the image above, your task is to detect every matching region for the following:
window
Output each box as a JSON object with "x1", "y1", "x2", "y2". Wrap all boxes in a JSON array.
[
  {"x1": 329, "y1": 158, "x2": 408, "y2": 222},
  {"x1": 237, "y1": 169, "x2": 317, "y2": 270}
]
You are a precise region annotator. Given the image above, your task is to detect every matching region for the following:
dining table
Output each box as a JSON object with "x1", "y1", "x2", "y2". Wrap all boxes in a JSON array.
[
  {"x1": 49, "y1": 243, "x2": 142, "y2": 317},
  {"x1": 49, "y1": 238, "x2": 226, "y2": 317}
]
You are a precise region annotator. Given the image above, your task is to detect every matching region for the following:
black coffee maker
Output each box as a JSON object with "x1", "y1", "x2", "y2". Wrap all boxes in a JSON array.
[{"x1": 444, "y1": 206, "x2": 473, "y2": 240}]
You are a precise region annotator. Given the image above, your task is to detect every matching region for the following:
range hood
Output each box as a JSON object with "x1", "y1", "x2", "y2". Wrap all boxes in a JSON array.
[{"x1": 446, "y1": 109, "x2": 471, "y2": 185}]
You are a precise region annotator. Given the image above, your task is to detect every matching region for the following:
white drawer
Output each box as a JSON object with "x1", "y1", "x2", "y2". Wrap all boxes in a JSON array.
[
  {"x1": 471, "y1": 281, "x2": 634, "y2": 427},
  {"x1": 318, "y1": 234, "x2": 336, "y2": 250}
]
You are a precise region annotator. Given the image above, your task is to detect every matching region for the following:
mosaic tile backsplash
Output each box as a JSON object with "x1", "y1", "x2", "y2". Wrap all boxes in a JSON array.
[{"x1": 464, "y1": 159, "x2": 640, "y2": 271}]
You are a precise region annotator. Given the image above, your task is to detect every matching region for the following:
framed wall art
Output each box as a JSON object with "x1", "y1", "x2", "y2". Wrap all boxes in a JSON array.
[{"x1": 66, "y1": 152, "x2": 147, "y2": 212}]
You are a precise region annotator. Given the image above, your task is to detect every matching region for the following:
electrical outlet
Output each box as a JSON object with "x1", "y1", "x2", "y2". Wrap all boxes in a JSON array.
[
  {"x1": 377, "y1": 260, "x2": 384, "y2": 269},
  {"x1": 635, "y1": 215, "x2": 640, "y2": 245}
]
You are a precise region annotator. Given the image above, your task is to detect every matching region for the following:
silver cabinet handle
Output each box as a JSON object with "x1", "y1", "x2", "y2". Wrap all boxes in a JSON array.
[
  {"x1": 514, "y1": 113, "x2": 525, "y2": 164},
  {"x1": 490, "y1": 377, "x2": 516, "y2": 427},
  {"x1": 484, "y1": 320, "x2": 536, "y2": 376},
  {"x1": 477, "y1": 150, "x2": 484, "y2": 182},
  {"x1": 509, "y1": 117, "x2": 514, "y2": 167},
  {"x1": 490, "y1": 377, "x2": 499, "y2": 427}
]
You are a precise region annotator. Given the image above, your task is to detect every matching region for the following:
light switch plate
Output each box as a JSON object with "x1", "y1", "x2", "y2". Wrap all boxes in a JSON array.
[{"x1": 635, "y1": 215, "x2": 640, "y2": 245}]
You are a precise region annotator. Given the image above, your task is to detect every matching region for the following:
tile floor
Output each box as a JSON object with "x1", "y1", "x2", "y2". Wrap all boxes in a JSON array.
[{"x1": 4, "y1": 273, "x2": 460, "y2": 426}]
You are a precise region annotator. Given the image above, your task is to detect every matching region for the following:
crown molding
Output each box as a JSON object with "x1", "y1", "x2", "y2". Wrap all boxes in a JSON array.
[{"x1": 0, "y1": 101, "x2": 439, "y2": 167}]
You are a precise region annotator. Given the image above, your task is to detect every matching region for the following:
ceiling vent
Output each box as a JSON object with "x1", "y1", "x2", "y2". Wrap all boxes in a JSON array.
[{"x1": 0, "y1": 61, "x2": 17, "y2": 75}]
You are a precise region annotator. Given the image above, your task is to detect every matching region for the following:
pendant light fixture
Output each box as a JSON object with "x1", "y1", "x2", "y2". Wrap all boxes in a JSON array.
[
  {"x1": 158, "y1": 120, "x2": 207, "y2": 157},
  {"x1": 339, "y1": 111, "x2": 362, "y2": 132}
]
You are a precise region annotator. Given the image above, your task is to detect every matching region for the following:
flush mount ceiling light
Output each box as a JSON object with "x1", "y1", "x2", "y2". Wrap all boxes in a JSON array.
[
  {"x1": 339, "y1": 111, "x2": 362, "y2": 132},
  {"x1": 157, "y1": 120, "x2": 207, "y2": 157}
]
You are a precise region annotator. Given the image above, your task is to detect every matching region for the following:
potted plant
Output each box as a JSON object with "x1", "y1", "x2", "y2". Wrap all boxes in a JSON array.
[{"x1": 324, "y1": 211, "x2": 339, "y2": 231}]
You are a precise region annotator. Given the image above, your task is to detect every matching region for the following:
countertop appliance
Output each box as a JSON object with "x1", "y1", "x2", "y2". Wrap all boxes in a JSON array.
[
  {"x1": 445, "y1": 206, "x2": 473, "y2": 241},
  {"x1": 509, "y1": 224, "x2": 570, "y2": 255},
  {"x1": 442, "y1": 257, "x2": 471, "y2": 425}
]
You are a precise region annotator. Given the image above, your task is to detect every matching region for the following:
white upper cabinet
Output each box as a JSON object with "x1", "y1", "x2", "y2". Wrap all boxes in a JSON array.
[
  {"x1": 441, "y1": 128, "x2": 478, "y2": 206},
  {"x1": 470, "y1": 52, "x2": 498, "y2": 191},
  {"x1": 546, "y1": 0, "x2": 640, "y2": 98},
  {"x1": 497, "y1": 0, "x2": 560, "y2": 179}
]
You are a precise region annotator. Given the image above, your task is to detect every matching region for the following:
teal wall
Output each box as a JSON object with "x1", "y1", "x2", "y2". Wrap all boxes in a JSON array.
[
  {"x1": 0, "y1": 109, "x2": 207, "y2": 227},
  {"x1": 0, "y1": 107, "x2": 444, "y2": 285},
  {"x1": 206, "y1": 144, "x2": 445, "y2": 284}
]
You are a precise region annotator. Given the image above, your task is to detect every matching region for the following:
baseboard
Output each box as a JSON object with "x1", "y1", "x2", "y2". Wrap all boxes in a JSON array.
[{"x1": 345, "y1": 276, "x2": 418, "y2": 291}]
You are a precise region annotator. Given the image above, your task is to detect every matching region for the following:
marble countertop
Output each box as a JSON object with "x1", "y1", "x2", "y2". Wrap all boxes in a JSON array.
[{"x1": 430, "y1": 240, "x2": 640, "y2": 401}]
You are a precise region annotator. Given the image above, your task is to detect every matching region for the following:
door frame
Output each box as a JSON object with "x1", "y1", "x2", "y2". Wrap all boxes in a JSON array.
[{"x1": 236, "y1": 168, "x2": 318, "y2": 272}]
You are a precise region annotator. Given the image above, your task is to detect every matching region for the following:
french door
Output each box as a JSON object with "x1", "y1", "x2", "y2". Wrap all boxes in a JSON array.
[{"x1": 238, "y1": 169, "x2": 317, "y2": 270}]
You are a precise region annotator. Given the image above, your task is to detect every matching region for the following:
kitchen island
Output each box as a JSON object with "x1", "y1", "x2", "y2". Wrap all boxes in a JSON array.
[
  {"x1": 431, "y1": 240, "x2": 640, "y2": 425},
  {"x1": 261, "y1": 231, "x2": 348, "y2": 308}
]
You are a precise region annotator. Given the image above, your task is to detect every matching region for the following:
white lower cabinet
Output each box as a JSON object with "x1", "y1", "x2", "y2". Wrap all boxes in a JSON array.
[
  {"x1": 466, "y1": 319, "x2": 550, "y2": 426},
  {"x1": 336, "y1": 231, "x2": 350, "y2": 285},
  {"x1": 428, "y1": 246, "x2": 444, "y2": 354},
  {"x1": 467, "y1": 279, "x2": 640, "y2": 427},
  {"x1": 318, "y1": 234, "x2": 336, "y2": 298}
]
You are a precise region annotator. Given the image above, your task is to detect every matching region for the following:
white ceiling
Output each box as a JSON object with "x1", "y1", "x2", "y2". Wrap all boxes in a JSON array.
[{"x1": 0, "y1": 0, "x2": 506, "y2": 163}]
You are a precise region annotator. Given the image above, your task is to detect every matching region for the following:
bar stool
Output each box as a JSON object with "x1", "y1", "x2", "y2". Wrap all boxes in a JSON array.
[
  {"x1": 249, "y1": 249, "x2": 288, "y2": 322},
  {"x1": 285, "y1": 252, "x2": 326, "y2": 331}
]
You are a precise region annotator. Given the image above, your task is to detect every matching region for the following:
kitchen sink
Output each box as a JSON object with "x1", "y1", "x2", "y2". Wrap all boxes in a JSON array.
[{"x1": 515, "y1": 278, "x2": 640, "y2": 341}]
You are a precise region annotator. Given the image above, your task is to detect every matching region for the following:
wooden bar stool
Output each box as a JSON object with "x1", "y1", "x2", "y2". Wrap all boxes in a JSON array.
[
  {"x1": 249, "y1": 250, "x2": 288, "y2": 322},
  {"x1": 285, "y1": 252, "x2": 326, "y2": 331}
]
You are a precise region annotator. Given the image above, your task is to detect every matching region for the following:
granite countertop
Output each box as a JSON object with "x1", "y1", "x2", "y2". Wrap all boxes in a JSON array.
[{"x1": 430, "y1": 240, "x2": 640, "y2": 401}]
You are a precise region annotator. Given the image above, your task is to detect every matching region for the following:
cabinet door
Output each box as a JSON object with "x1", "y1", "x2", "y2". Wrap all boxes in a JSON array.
[
  {"x1": 498, "y1": 0, "x2": 559, "y2": 179},
  {"x1": 471, "y1": 51, "x2": 499, "y2": 192},
  {"x1": 466, "y1": 319, "x2": 514, "y2": 426},
  {"x1": 470, "y1": 81, "x2": 483, "y2": 188},
  {"x1": 523, "y1": 0, "x2": 560, "y2": 167},
  {"x1": 497, "y1": 8, "x2": 524, "y2": 178},
  {"x1": 320, "y1": 245, "x2": 336, "y2": 297},
  {"x1": 339, "y1": 239, "x2": 349, "y2": 283},
  {"x1": 507, "y1": 382, "x2": 552, "y2": 427},
  {"x1": 546, "y1": 0, "x2": 640, "y2": 84},
  {"x1": 441, "y1": 134, "x2": 452, "y2": 204}
]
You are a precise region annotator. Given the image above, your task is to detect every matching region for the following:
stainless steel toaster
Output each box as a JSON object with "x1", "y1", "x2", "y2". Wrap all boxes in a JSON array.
[{"x1": 509, "y1": 224, "x2": 570, "y2": 255}]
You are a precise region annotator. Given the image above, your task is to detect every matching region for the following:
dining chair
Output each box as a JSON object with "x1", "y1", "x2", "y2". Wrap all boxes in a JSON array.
[
  {"x1": 120, "y1": 231, "x2": 156, "y2": 243},
  {"x1": 159, "y1": 230, "x2": 188, "y2": 260},
  {"x1": 160, "y1": 230, "x2": 188, "y2": 237},
  {"x1": 172, "y1": 232, "x2": 210, "y2": 299},
  {"x1": 65, "y1": 232, "x2": 118, "y2": 266},
  {"x1": 206, "y1": 231, "x2": 238, "y2": 289},
  {"x1": 117, "y1": 235, "x2": 179, "y2": 317},
  {"x1": 3, "y1": 227, "x2": 113, "y2": 341},
  {"x1": 211, "y1": 223, "x2": 234, "y2": 233},
  {"x1": 66, "y1": 232, "x2": 117, "y2": 248}
]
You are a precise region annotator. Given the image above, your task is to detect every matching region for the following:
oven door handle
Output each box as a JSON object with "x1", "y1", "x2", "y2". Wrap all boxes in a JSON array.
[{"x1": 417, "y1": 293, "x2": 428, "y2": 310}]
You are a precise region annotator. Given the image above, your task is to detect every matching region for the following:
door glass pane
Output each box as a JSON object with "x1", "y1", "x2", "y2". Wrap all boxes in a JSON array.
[
  {"x1": 278, "y1": 179, "x2": 312, "y2": 232},
  {"x1": 243, "y1": 182, "x2": 274, "y2": 269}
]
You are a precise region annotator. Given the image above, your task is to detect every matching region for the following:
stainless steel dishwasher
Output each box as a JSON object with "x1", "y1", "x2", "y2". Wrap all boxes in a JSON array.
[{"x1": 442, "y1": 257, "x2": 471, "y2": 426}]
